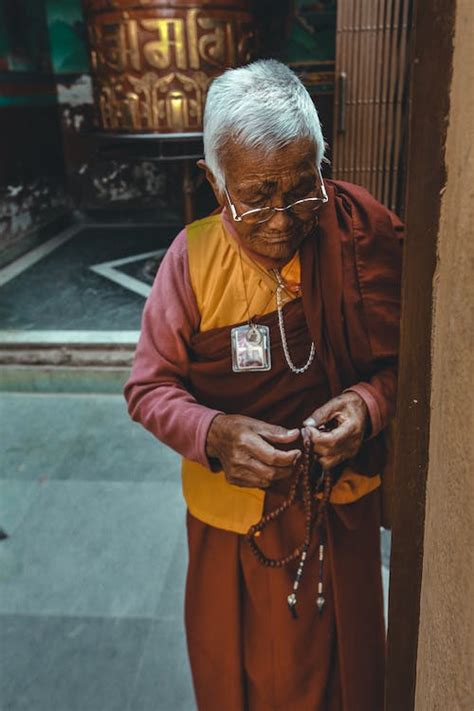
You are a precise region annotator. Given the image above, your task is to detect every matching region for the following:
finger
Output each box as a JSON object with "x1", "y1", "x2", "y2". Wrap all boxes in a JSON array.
[
  {"x1": 303, "y1": 399, "x2": 341, "y2": 428},
  {"x1": 259, "y1": 424, "x2": 301, "y2": 443},
  {"x1": 227, "y1": 471, "x2": 271, "y2": 489},
  {"x1": 251, "y1": 438, "x2": 302, "y2": 467},
  {"x1": 248, "y1": 457, "x2": 294, "y2": 482},
  {"x1": 306, "y1": 431, "x2": 355, "y2": 465},
  {"x1": 308, "y1": 420, "x2": 354, "y2": 449},
  {"x1": 268, "y1": 465, "x2": 295, "y2": 481},
  {"x1": 318, "y1": 453, "x2": 346, "y2": 470}
]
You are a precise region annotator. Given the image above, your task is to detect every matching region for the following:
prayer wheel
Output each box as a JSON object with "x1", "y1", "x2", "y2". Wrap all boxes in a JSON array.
[{"x1": 82, "y1": 0, "x2": 258, "y2": 133}]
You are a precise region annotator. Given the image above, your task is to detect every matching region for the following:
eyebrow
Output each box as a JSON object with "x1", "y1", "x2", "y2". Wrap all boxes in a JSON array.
[
  {"x1": 238, "y1": 180, "x2": 275, "y2": 194},
  {"x1": 238, "y1": 172, "x2": 315, "y2": 195}
]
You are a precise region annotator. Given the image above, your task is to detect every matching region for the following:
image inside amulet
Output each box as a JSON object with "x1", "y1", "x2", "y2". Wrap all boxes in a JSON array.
[{"x1": 246, "y1": 326, "x2": 262, "y2": 345}]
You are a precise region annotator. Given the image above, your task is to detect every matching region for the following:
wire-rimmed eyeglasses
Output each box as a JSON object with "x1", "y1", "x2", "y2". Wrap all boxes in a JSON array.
[{"x1": 224, "y1": 167, "x2": 328, "y2": 225}]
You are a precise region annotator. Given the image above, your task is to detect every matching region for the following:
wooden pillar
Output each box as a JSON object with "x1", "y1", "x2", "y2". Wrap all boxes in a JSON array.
[
  {"x1": 385, "y1": 1, "x2": 474, "y2": 709},
  {"x1": 413, "y1": 0, "x2": 474, "y2": 707}
]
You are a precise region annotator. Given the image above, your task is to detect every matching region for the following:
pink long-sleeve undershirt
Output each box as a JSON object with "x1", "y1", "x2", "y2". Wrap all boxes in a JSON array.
[
  {"x1": 124, "y1": 228, "x2": 223, "y2": 468},
  {"x1": 124, "y1": 223, "x2": 393, "y2": 465}
]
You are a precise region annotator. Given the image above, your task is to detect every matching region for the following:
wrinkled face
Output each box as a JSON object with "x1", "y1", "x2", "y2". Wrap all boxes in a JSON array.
[{"x1": 201, "y1": 137, "x2": 321, "y2": 264}]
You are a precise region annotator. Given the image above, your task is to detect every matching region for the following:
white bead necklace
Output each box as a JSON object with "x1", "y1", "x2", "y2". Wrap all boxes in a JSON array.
[{"x1": 272, "y1": 269, "x2": 316, "y2": 374}]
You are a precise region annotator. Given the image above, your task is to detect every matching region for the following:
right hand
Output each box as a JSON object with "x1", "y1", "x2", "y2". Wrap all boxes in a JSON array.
[{"x1": 206, "y1": 414, "x2": 301, "y2": 489}]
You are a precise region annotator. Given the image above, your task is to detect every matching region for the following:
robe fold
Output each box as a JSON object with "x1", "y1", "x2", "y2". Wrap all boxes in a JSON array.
[{"x1": 185, "y1": 488, "x2": 384, "y2": 711}]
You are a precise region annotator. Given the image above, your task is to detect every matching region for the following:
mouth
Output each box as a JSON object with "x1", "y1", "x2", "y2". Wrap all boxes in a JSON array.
[{"x1": 261, "y1": 235, "x2": 294, "y2": 244}]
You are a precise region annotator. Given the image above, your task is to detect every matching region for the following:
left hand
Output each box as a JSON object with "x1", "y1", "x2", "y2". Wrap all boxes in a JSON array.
[{"x1": 302, "y1": 392, "x2": 369, "y2": 470}]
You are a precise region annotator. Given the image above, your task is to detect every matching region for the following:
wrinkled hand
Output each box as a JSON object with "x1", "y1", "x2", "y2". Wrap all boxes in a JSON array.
[
  {"x1": 302, "y1": 392, "x2": 369, "y2": 470},
  {"x1": 206, "y1": 414, "x2": 301, "y2": 489}
]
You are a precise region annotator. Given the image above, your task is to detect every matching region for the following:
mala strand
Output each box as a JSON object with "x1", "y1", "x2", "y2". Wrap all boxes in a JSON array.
[{"x1": 245, "y1": 428, "x2": 333, "y2": 619}]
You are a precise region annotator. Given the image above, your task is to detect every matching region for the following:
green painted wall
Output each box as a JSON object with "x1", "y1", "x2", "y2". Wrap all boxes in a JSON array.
[
  {"x1": 0, "y1": 0, "x2": 89, "y2": 75},
  {"x1": 284, "y1": 0, "x2": 337, "y2": 64},
  {"x1": 46, "y1": 0, "x2": 89, "y2": 74},
  {"x1": 0, "y1": 0, "x2": 90, "y2": 107},
  {"x1": 0, "y1": 0, "x2": 51, "y2": 72},
  {"x1": 0, "y1": 0, "x2": 55, "y2": 106},
  {"x1": 0, "y1": 4, "x2": 9, "y2": 67}
]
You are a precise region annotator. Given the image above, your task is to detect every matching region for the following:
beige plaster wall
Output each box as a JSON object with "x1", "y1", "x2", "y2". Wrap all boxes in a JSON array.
[{"x1": 414, "y1": 1, "x2": 474, "y2": 709}]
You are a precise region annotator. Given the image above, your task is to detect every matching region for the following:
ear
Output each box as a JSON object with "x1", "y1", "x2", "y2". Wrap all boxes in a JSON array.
[{"x1": 196, "y1": 159, "x2": 225, "y2": 207}]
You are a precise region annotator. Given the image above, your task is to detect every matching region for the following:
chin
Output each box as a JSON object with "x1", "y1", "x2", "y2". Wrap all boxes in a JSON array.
[
  {"x1": 264, "y1": 243, "x2": 294, "y2": 260},
  {"x1": 255, "y1": 237, "x2": 299, "y2": 262}
]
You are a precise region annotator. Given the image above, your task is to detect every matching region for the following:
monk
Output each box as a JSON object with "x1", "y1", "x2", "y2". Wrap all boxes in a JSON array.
[{"x1": 124, "y1": 59, "x2": 403, "y2": 711}]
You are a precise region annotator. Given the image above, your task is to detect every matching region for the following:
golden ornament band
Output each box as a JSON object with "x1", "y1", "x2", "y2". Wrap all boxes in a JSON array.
[{"x1": 83, "y1": 2, "x2": 257, "y2": 132}]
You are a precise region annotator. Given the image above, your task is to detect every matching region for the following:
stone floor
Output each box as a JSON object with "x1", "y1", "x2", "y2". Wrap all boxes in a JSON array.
[
  {"x1": 0, "y1": 391, "x2": 391, "y2": 711},
  {"x1": 0, "y1": 224, "x2": 177, "y2": 331},
  {"x1": 0, "y1": 392, "x2": 195, "y2": 711}
]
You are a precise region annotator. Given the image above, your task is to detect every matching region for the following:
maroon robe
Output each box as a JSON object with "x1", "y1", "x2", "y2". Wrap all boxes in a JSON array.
[{"x1": 184, "y1": 180, "x2": 403, "y2": 709}]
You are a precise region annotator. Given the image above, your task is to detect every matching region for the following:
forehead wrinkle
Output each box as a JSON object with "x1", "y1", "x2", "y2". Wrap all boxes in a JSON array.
[
  {"x1": 238, "y1": 178, "x2": 275, "y2": 193},
  {"x1": 238, "y1": 169, "x2": 316, "y2": 193},
  {"x1": 222, "y1": 135, "x2": 317, "y2": 185}
]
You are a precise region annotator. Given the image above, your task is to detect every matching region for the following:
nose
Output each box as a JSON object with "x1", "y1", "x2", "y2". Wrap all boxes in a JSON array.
[{"x1": 266, "y1": 205, "x2": 293, "y2": 231}]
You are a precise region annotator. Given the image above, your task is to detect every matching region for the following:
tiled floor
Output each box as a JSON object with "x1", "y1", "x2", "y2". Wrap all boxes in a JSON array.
[
  {"x1": 0, "y1": 392, "x2": 391, "y2": 711},
  {"x1": 0, "y1": 393, "x2": 195, "y2": 711},
  {"x1": 0, "y1": 225, "x2": 176, "y2": 331}
]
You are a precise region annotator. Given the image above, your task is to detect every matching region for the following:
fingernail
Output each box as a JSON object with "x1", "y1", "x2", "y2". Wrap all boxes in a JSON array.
[
  {"x1": 303, "y1": 417, "x2": 316, "y2": 427},
  {"x1": 287, "y1": 428, "x2": 299, "y2": 435},
  {"x1": 293, "y1": 452, "x2": 302, "y2": 464}
]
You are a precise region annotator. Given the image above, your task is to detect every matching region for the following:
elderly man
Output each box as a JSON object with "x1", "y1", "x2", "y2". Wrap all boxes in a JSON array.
[{"x1": 125, "y1": 59, "x2": 403, "y2": 711}]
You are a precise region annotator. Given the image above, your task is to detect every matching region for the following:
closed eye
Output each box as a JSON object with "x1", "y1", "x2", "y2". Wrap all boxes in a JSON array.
[
  {"x1": 240, "y1": 195, "x2": 269, "y2": 208},
  {"x1": 244, "y1": 200, "x2": 266, "y2": 208},
  {"x1": 286, "y1": 180, "x2": 315, "y2": 202}
]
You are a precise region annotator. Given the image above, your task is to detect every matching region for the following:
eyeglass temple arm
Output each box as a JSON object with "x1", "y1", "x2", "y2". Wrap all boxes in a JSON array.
[
  {"x1": 223, "y1": 187, "x2": 242, "y2": 222},
  {"x1": 317, "y1": 166, "x2": 328, "y2": 201}
]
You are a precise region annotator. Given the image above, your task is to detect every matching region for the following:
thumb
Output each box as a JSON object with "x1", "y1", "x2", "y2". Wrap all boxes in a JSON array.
[
  {"x1": 260, "y1": 423, "x2": 301, "y2": 443},
  {"x1": 303, "y1": 400, "x2": 337, "y2": 429}
]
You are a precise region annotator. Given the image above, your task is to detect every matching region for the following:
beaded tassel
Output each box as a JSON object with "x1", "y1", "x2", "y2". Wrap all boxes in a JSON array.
[
  {"x1": 316, "y1": 527, "x2": 326, "y2": 613},
  {"x1": 287, "y1": 545, "x2": 308, "y2": 618}
]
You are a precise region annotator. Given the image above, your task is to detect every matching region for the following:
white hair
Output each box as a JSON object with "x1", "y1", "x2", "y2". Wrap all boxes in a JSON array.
[{"x1": 203, "y1": 59, "x2": 326, "y2": 192}]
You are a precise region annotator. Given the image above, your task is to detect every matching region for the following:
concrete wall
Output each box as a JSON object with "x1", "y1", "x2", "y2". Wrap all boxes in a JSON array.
[{"x1": 415, "y1": 1, "x2": 474, "y2": 708}]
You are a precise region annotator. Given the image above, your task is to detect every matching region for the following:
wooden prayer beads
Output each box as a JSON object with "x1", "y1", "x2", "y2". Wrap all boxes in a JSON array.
[
  {"x1": 245, "y1": 427, "x2": 333, "y2": 618},
  {"x1": 245, "y1": 428, "x2": 333, "y2": 568}
]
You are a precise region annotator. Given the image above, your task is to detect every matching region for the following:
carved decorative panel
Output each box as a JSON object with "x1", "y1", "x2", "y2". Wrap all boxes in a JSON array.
[{"x1": 82, "y1": 0, "x2": 257, "y2": 133}]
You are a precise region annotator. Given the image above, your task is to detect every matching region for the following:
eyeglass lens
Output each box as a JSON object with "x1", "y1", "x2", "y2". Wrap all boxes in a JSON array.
[{"x1": 242, "y1": 201, "x2": 323, "y2": 224}]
